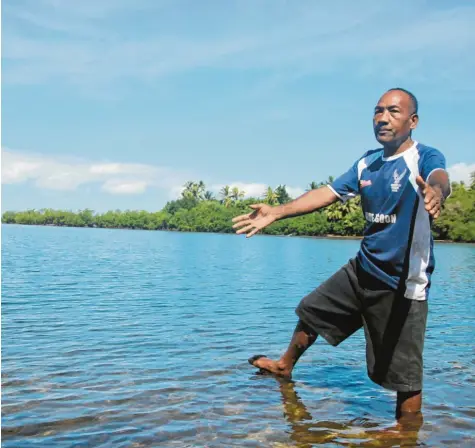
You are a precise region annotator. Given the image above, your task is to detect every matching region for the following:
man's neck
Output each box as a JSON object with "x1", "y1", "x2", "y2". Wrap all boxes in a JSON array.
[{"x1": 383, "y1": 137, "x2": 414, "y2": 158}]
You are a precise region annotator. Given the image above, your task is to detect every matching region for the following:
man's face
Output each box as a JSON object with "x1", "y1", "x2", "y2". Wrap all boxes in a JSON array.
[{"x1": 373, "y1": 91, "x2": 418, "y2": 146}]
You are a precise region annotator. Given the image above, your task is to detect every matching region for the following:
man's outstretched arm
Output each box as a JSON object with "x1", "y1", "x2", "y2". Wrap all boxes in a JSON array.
[
  {"x1": 232, "y1": 186, "x2": 339, "y2": 238},
  {"x1": 273, "y1": 186, "x2": 339, "y2": 220}
]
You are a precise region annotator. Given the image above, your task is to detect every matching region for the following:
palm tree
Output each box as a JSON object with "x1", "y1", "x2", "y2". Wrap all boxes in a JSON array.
[
  {"x1": 181, "y1": 181, "x2": 206, "y2": 200},
  {"x1": 275, "y1": 184, "x2": 291, "y2": 204},
  {"x1": 181, "y1": 181, "x2": 195, "y2": 199},
  {"x1": 306, "y1": 181, "x2": 319, "y2": 191},
  {"x1": 220, "y1": 185, "x2": 236, "y2": 207},
  {"x1": 197, "y1": 181, "x2": 205, "y2": 197},
  {"x1": 204, "y1": 191, "x2": 215, "y2": 201},
  {"x1": 326, "y1": 196, "x2": 361, "y2": 221},
  {"x1": 341, "y1": 195, "x2": 361, "y2": 214},
  {"x1": 263, "y1": 186, "x2": 279, "y2": 205},
  {"x1": 220, "y1": 185, "x2": 231, "y2": 201},
  {"x1": 325, "y1": 202, "x2": 344, "y2": 221},
  {"x1": 192, "y1": 180, "x2": 206, "y2": 200},
  {"x1": 230, "y1": 186, "x2": 245, "y2": 202}
]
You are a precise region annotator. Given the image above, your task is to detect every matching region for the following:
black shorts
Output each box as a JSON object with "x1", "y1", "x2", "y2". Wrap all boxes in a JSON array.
[{"x1": 295, "y1": 258, "x2": 428, "y2": 392}]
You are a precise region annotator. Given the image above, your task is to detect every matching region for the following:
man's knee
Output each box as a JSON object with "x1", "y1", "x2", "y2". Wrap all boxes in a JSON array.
[
  {"x1": 295, "y1": 319, "x2": 316, "y2": 337},
  {"x1": 295, "y1": 290, "x2": 318, "y2": 316}
]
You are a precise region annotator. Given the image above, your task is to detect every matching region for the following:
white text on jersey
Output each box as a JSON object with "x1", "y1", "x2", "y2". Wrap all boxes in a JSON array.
[{"x1": 365, "y1": 212, "x2": 397, "y2": 224}]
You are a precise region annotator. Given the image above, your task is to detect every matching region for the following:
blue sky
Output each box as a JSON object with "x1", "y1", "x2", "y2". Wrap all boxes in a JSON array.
[{"x1": 2, "y1": 0, "x2": 475, "y2": 212}]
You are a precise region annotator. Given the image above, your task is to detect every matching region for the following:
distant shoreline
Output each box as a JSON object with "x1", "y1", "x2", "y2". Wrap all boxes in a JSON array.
[
  {"x1": 3, "y1": 223, "x2": 473, "y2": 245},
  {"x1": 2, "y1": 177, "x2": 474, "y2": 243}
]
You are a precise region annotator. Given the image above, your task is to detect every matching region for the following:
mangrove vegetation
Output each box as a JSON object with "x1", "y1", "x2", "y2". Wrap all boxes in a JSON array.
[{"x1": 2, "y1": 175, "x2": 474, "y2": 242}]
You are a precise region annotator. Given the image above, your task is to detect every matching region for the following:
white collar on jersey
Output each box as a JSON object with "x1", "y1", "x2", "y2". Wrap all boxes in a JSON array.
[{"x1": 381, "y1": 140, "x2": 418, "y2": 162}]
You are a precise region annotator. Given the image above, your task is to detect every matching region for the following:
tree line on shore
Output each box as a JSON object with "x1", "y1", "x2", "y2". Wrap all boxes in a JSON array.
[{"x1": 2, "y1": 174, "x2": 474, "y2": 242}]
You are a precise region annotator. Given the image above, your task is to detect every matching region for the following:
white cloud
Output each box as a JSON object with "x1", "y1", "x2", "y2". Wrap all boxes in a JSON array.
[
  {"x1": 286, "y1": 186, "x2": 306, "y2": 198},
  {"x1": 102, "y1": 179, "x2": 148, "y2": 194},
  {"x1": 89, "y1": 163, "x2": 156, "y2": 176},
  {"x1": 1, "y1": 148, "x2": 192, "y2": 195},
  {"x1": 3, "y1": 149, "x2": 472, "y2": 202},
  {"x1": 448, "y1": 163, "x2": 475, "y2": 185}
]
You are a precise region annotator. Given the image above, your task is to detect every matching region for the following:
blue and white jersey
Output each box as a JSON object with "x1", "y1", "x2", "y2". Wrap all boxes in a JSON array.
[{"x1": 328, "y1": 141, "x2": 448, "y2": 300}]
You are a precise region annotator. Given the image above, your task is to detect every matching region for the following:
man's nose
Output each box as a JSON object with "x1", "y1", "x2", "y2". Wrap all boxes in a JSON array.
[{"x1": 377, "y1": 109, "x2": 390, "y2": 123}]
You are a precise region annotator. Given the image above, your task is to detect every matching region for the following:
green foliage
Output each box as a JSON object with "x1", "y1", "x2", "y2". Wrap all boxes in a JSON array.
[
  {"x1": 274, "y1": 185, "x2": 292, "y2": 204},
  {"x1": 219, "y1": 184, "x2": 245, "y2": 207},
  {"x1": 325, "y1": 196, "x2": 365, "y2": 235},
  {"x1": 203, "y1": 191, "x2": 215, "y2": 201},
  {"x1": 263, "y1": 186, "x2": 279, "y2": 205},
  {"x1": 163, "y1": 197, "x2": 199, "y2": 214},
  {"x1": 264, "y1": 211, "x2": 329, "y2": 236},
  {"x1": 431, "y1": 179, "x2": 475, "y2": 242},
  {"x1": 2, "y1": 176, "x2": 474, "y2": 242},
  {"x1": 181, "y1": 181, "x2": 205, "y2": 200}
]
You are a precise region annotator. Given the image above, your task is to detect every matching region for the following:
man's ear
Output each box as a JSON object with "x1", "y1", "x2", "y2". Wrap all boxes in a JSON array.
[{"x1": 410, "y1": 113, "x2": 419, "y2": 130}]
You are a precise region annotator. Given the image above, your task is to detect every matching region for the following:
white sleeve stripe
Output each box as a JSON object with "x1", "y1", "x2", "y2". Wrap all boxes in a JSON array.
[
  {"x1": 403, "y1": 150, "x2": 419, "y2": 192},
  {"x1": 357, "y1": 157, "x2": 368, "y2": 181},
  {"x1": 326, "y1": 184, "x2": 341, "y2": 199},
  {"x1": 403, "y1": 150, "x2": 431, "y2": 300}
]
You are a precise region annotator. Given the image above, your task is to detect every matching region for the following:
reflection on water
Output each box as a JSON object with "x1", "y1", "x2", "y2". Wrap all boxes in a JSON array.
[
  {"x1": 2, "y1": 225, "x2": 475, "y2": 447},
  {"x1": 275, "y1": 377, "x2": 423, "y2": 447}
]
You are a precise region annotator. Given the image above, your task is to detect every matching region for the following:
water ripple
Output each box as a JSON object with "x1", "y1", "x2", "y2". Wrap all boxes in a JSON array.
[{"x1": 2, "y1": 225, "x2": 474, "y2": 447}]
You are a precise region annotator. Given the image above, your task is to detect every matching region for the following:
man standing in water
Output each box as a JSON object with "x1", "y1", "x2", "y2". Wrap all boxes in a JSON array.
[{"x1": 232, "y1": 88, "x2": 451, "y2": 420}]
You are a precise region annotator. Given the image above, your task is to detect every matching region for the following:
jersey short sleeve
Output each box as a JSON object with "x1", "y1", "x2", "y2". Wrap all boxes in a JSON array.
[
  {"x1": 328, "y1": 160, "x2": 359, "y2": 202},
  {"x1": 419, "y1": 147, "x2": 447, "y2": 182}
]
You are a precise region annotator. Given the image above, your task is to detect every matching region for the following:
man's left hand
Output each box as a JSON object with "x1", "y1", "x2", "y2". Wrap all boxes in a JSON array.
[{"x1": 416, "y1": 175, "x2": 443, "y2": 219}]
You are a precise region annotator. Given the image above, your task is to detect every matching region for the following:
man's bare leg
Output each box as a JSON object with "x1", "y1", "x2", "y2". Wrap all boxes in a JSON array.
[
  {"x1": 248, "y1": 320, "x2": 317, "y2": 378},
  {"x1": 396, "y1": 390, "x2": 422, "y2": 420}
]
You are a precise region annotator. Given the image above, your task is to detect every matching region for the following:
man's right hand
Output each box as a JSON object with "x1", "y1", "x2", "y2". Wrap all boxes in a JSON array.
[
  {"x1": 232, "y1": 186, "x2": 339, "y2": 238},
  {"x1": 232, "y1": 203, "x2": 278, "y2": 238}
]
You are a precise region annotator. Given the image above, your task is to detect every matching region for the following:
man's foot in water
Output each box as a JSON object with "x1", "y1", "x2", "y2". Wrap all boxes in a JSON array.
[
  {"x1": 248, "y1": 355, "x2": 292, "y2": 378},
  {"x1": 248, "y1": 321, "x2": 317, "y2": 379}
]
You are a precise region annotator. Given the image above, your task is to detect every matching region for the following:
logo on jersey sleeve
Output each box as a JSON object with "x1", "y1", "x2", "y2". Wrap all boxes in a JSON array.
[
  {"x1": 359, "y1": 179, "x2": 372, "y2": 188},
  {"x1": 391, "y1": 168, "x2": 407, "y2": 192}
]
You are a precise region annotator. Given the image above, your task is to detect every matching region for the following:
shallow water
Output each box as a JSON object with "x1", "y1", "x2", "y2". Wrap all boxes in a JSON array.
[{"x1": 2, "y1": 224, "x2": 474, "y2": 447}]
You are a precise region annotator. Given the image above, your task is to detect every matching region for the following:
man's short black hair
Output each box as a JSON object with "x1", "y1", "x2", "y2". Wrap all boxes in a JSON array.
[{"x1": 387, "y1": 87, "x2": 418, "y2": 114}]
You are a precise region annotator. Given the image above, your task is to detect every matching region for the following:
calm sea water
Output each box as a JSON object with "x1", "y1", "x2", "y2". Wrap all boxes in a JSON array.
[{"x1": 2, "y1": 224, "x2": 474, "y2": 447}]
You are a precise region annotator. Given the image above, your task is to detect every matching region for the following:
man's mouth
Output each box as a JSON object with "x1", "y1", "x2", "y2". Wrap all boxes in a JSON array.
[{"x1": 377, "y1": 128, "x2": 392, "y2": 135}]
